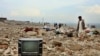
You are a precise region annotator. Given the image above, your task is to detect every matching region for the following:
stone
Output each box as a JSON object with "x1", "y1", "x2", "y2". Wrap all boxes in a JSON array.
[
  {"x1": 67, "y1": 43, "x2": 82, "y2": 51},
  {"x1": 52, "y1": 41, "x2": 62, "y2": 47},
  {"x1": 24, "y1": 27, "x2": 33, "y2": 32},
  {"x1": 26, "y1": 31, "x2": 37, "y2": 36},
  {"x1": 0, "y1": 49, "x2": 5, "y2": 54},
  {"x1": 0, "y1": 20, "x2": 100, "y2": 56},
  {"x1": 93, "y1": 45, "x2": 100, "y2": 51},
  {"x1": 0, "y1": 44, "x2": 8, "y2": 49},
  {"x1": 3, "y1": 47, "x2": 11, "y2": 55},
  {"x1": 60, "y1": 52, "x2": 67, "y2": 56},
  {"x1": 44, "y1": 44, "x2": 53, "y2": 51}
]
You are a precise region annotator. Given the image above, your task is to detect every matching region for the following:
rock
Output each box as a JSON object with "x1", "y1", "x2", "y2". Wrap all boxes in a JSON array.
[
  {"x1": 43, "y1": 52, "x2": 48, "y2": 56},
  {"x1": 0, "y1": 44, "x2": 8, "y2": 49},
  {"x1": 5, "y1": 38, "x2": 10, "y2": 42},
  {"x1": 3, "y1": 47, "x2": 10, "y2": 55},
  {"x1": 93, "y1": 45, "x2": 100, "y2": 51},
  {"x1": 4, "y1": 35, "x2": 9, "y2": 38},
  {"x1": 83, "y1": 49, "x2": 100, "y2": 56},
  {"x1": 60, "y1": 52, "x2": 67, "y2": 56},
  {"x1": 44, "y1": 44, "x2": 53, "y2": 51},
  {"x1": 34, "y1": 28, "x2": 39, "y2": 35},
  {"x1": 13, "y1": 50, "x2": 18, "y2": 54},
  {"x1": 55, "y1": 46, "x2": 65, "y2": 52},
  {"x1": 39, "y1": 29, "x2": 46, "y2": 36},
  {"x1": 0, "y1": 49, "x2": 5, "y2": 54},
  {"x1": 43, "y1": 41, "x2": 46, "y2": 44},
  {"x1": 52, "y1": 41, "x2": 62, "y2": 47},
  {"x1": 26, "y1": 31, "x2": 37, "y2": 36},
  {"x1": 67, "y1": 43, "x2": 82, "y2": 51},
  {"x1": 2, "y1": 41, "x2": 9, "y2": 45},
  {"x1": 0, "y1": 20, "x2": 100, "y2": 56},
  {"x1": 24, "y1": 27, "x2": 33, "y2": 32}
]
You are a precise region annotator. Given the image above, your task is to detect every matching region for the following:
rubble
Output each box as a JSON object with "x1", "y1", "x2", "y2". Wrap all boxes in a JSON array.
[
  {"x1": 26, "y1": 31, "x2": 37, "y2": 36},
  {"x1": 52, "y1": 41, "x2": 62, "y2": 47},
  {"x1": 66, "y1": 43, "x2": 82, "y2": 51},
  {"x1": 0, "y1": 21, "x2": 100, "y2": 56}
]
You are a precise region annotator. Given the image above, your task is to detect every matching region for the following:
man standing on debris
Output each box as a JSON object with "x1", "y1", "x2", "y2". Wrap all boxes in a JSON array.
[{"x1": 77, "y1": 16, "x2": 86, "y2": 39}]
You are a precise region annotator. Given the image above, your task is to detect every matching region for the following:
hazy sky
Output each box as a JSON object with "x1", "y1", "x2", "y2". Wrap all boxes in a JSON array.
[{"x1": 0, "y1": 0, "x2": 100, "y2": 23}]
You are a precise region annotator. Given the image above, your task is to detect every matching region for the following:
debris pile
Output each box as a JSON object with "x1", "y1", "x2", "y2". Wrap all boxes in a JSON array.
[{"x1": 0, "y1": 21, "x2": 100, "y2": 56}]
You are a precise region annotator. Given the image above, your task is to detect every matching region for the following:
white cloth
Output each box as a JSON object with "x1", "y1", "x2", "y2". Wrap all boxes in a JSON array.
[
  {"x1": 88, "y1": 28, "x2": 95, "y2": 36},
  {"x1": 56, "y1": 27, "x2": 64, "y2": 33},
  {"x1": 78, "y1": 21, "x2": 84, "y2": 37},
  {"x1": 44, "y1": 25, "x2": 48, "y2": 29},
  {"x1": 79, "y1": 21, "x2": 83, "y2": 33}
]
